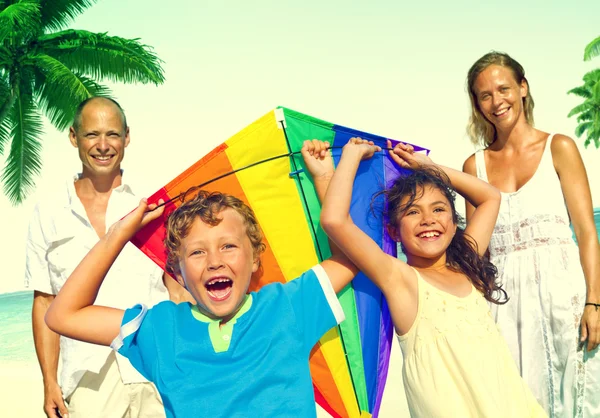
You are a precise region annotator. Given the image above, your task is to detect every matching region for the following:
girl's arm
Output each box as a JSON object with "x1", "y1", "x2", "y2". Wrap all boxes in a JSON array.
[
  {"x1": 389, "y1": 142, "x2": 501, "y2": 255},
  {"x1": 301, "y1": 139, "x2": 358, "y2": 293},
  {"x1": 45, "y1": 199, "x2": 164, "y2": 346},
  {"x1": 320, "y1": 139, "x2": 406, "y2": 294},
  {"x1": 550, "y1": 134, "x2": 600, "y2": 352}
]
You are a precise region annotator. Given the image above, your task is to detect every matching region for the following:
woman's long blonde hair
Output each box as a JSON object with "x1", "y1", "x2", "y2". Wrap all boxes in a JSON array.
[{"x1": 466, "y1": 52, "x2": 535, "y2": 147}]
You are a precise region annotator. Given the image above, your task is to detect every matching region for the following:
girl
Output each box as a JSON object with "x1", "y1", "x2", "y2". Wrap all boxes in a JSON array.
[
  {"x1": 463, "y1": 51, "x2": 600, "y2": 417},
  {"x1": 318, "y1": 138, "x2": 546, "y2": 417}
]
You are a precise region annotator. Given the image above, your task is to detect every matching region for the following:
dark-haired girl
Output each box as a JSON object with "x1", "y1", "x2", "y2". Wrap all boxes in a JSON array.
[{"x1": 320, "y1": 138, "x2": 546, "y2": 417}]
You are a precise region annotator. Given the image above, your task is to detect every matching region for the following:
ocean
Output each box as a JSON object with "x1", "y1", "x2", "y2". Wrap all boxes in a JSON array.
[{"x1": 2, "y1": 209, "x2": 600, "y2": 367}]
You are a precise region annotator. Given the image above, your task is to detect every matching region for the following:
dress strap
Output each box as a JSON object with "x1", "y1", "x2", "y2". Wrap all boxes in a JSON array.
[
  {"x1": 474, "y1": 149, "x2": 489, "y2": 182},
  {"x1": 544, "y1": 133, "x2": 555, "y2": 152}
]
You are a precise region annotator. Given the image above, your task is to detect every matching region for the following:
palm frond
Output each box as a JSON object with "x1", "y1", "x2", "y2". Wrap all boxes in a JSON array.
[
  {"x1": 0, "y1": 75, "x2": 14, "y2": 125},
  {"x1": 577, "y1": 110, "x2": 593, "y2": 123},
  {"x1": 575, "y1": 121, "x2": 592, "y2": 138},
  {"x1": 31, "y1": 53, "x2": 111, "y2": 129},
  {"x1": 1, "y1": 85, "x2": 43, "y2": 204},
  {"x1": 38, "y1": 30, "x2": 165, "y2": 85},
  {"x1": 584, "y1": 35, "x2": 600, "y2": 61},
  {"x1": 583, "y1": 69, "x2": 600, "y2": 84},
  {"x1": 38, "y1": 0, "x2": 97, "y2": 31},
  {"x1": 593, "y1": 79, "x2": 600, "y2": 100},
  {"x1": 568, "y1": 101, "x2": 592, "y2": 118},
  {"x1": 0, "y1": 0, "x2": 40, "y2": 43},
  {"x1": 0, "y1": 103, "x2": 11, "y2": 155},
  {"x1": 567, "y1": 85, "x2": 592, "y2": 99}
]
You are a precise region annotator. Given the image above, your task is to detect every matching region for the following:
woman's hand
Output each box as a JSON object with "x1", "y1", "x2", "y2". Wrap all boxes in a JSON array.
[{"x1": 581, "y1": 305, "x2": 600, "y2": 352}]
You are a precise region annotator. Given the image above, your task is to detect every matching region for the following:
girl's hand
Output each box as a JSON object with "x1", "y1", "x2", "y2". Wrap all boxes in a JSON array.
[
  {"x1": 387, "y1": 139, "x2": 433, "y2": 169},
  {"x1": 343, "y1": 137, "x2": 381, "y2": 160},
  {"x1": 301, "y1": 139, "x2": 333, "y2": 180}
]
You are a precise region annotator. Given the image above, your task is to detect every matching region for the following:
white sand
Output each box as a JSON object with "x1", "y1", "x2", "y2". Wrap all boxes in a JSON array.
[{"x1": 2, "y1": 342, "x2": 409, "y2": 417}]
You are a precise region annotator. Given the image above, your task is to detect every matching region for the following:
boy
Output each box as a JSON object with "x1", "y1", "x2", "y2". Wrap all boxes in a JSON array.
[{"x1": 45, "y1": 140, "x2": 366, "y2": 417}]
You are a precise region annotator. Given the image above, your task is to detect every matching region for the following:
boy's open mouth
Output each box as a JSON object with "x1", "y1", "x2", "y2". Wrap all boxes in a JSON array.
[{"x1": 206, "y1": 277, "x2": 233, "y2": 301}]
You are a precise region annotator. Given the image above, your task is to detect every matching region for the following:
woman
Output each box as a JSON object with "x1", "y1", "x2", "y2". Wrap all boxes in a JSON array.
[{"x1": 462, "y1": 51, "x2": 600, "y2": 418}]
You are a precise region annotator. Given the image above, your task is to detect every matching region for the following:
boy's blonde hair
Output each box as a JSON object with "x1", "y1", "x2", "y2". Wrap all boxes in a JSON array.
[{"x1": 164, "y1": 191, "x2": 266, "y2": 274}]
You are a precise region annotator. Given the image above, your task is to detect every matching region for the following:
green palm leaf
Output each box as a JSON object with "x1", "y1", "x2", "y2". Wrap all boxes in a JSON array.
[
  {"x1": 584, "y1": 35, "x2": 600, "y2": 61},
  {"x1": 568, "y1": 101, "x2": 592, "y2": 118},
  {"x1": 0, "y1": 75, "x2": 13, "y2": 125},
  {"x1": 2, "y1": 85, "x2": 43, "y2": 204},
  {"x1": 32, "y1": 54, "x2": 111, "y2": 129},
  {"x1": 583, "y1": 69, "x2": 600, "y2": 84},
  {"x1": 0, "y1": 106, "x2": 11, "y2": 155},
  {"x1": 575, "y1": 121, "x2": 592, "y2": 138},
  {"x1": 38, "y1": 30, "x2": 165, "y2": 84},
  {"x1": 0, "y1": 0, "x2": 40, "y2": 43},
  {"x1": 567, "y1": 85, "x2": 592, "y2": 99},
  {"x1": 39, "y1": 0, "x2": 96, "y2": 31},
  {"x1": 577, "y1": 109, "x2": 593, "y2": 123}
]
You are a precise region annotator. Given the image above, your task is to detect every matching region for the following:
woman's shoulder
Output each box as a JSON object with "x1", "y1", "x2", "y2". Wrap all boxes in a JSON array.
[
  {"x1": 549, "y1": 133, "x2": 577, "y2": 151},
  {"x1": 462, "y1": 153, "x2": 477, "y2": 174}
]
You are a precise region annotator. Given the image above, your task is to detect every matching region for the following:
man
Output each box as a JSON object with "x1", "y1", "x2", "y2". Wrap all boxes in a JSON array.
[{"x1": 26, "y1": 97, "x2": 186, "y2": 418}]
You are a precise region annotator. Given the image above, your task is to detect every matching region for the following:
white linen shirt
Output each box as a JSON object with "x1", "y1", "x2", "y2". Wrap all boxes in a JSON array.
[{"x1": 25, "y1": 174, "x2": 169, "y2": 398}]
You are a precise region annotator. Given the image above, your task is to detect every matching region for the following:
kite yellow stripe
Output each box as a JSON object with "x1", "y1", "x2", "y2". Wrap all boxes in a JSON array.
[{"x1": 225, "y1": 111, "x2": 360, "y2": 417}]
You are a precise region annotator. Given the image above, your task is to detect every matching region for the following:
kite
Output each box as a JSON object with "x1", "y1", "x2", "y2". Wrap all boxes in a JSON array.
[{"x1": 131, "y1": 107, "x2": 429, "y2": 418}]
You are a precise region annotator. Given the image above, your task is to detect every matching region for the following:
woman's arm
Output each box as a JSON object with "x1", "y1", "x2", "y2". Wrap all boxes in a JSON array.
[
  {"x1": 551, "y1": 135, "x2": 600, "y2": 351},
  {"x1": 462, "y1": 154, "x2": 478, "y2": 223}
]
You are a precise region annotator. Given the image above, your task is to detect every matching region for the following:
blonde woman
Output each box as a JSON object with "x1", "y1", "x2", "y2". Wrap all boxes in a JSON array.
[{"x1": 462, "y1": 51, "x2": 600, "y2": 418}]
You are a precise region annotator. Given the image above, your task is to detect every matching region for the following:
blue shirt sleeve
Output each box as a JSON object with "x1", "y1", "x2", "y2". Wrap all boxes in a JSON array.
[
  {"x1": 111, "y1": 304, "x2": 158, "y2": 382},
  {"x1": 282, "y1": 265, "x2": 345, "y2": 351}
]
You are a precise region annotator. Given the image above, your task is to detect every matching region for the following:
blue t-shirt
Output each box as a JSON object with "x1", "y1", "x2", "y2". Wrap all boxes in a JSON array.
[{"x1": 111, "y1": 265, "x2": 345, "y2": 418}]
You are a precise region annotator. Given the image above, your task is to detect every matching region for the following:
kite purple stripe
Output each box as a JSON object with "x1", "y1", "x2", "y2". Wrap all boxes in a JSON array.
[{"x1": 373, "y1": 142, "x2": 403, "y2": 416}]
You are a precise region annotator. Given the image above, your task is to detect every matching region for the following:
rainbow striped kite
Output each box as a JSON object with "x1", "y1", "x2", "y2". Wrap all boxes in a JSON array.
[{"x1": 132, "y1": 107, "x2": 429, "y2": 417}]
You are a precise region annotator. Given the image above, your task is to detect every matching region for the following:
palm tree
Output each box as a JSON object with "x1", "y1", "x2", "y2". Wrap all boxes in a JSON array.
[
  {"x1": 584, "y1": 35, "x2": 600, "y2": 61},
  {"x1": 568, "y1": 69, "x2": 600, "y2": 149},
  {"x1": 0, "y1": 0, "x2": 165, "y2": 204}
]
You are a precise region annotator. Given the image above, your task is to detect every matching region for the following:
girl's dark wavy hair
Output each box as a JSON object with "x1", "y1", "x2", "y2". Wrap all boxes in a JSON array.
[{"x1": 379, "y1": 166, "x2": 507, "y2": 305}]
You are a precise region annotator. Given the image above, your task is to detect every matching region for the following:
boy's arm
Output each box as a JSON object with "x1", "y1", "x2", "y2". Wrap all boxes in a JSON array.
[
  {"x1": 301, "y1": 140, "x2": 358, "y2": 293},
  {"x1": 45, "y1": 199, "x2": 164, "y2": 346}
]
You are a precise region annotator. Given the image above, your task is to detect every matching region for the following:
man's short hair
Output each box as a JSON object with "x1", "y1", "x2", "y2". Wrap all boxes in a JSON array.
[{"x1": 72, "y1": 97, "x2": 128, "y2": 133}]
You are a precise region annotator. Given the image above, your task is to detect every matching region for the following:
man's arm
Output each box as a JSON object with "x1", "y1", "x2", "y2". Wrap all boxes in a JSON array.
[
  {"x1": 32, "y1": 291, "x2": 69, "y2": 418},
  {"x1": 26, "y1": 204, "x2": 69, "y2": 418}
]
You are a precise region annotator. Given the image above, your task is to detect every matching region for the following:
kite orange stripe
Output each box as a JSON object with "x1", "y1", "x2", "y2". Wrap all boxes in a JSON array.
[
  {"x1": 163, "y1": 147, "x2": 285, "y2": 289},
  {"x1": 311, "y1": 344, "x2": 349, "y2": 418}
]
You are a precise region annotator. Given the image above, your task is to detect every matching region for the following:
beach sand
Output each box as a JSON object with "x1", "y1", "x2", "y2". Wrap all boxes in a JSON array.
[{"x1": 1, "y1": 342, "x2": 409, "y2": 417}]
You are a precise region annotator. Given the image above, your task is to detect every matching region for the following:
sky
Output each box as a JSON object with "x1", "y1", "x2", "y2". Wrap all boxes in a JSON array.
[{"x1": 1, "y1": 0, "x2": 599, "y2": 293}]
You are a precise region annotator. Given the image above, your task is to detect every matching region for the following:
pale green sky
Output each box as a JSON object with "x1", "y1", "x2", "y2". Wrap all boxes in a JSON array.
[{"x1": 1, "y1": 0, "x2": 599, "y2": 292}]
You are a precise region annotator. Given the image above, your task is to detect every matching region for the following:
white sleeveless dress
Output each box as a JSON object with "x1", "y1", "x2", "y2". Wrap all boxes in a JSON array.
[{"x1": 474, "y1": 134, "x2": 599, "y2": 418}]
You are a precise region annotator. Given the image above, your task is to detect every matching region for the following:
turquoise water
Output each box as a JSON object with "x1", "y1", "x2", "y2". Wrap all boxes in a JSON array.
[
  {"x1": 0, "y1": 291, "x2": 36, "y2": 364},
  {"x1": 2, "y1": 210, "x2": 599, "y2": 366}
]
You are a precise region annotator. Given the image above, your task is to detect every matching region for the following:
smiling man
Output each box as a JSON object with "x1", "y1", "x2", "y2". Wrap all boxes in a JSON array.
[{"x1": 26, "y1": 97, "x2": 177, "y2": 418}]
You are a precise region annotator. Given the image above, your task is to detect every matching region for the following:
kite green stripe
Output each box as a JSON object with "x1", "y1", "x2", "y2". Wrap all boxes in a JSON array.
[{"x1": 283, "y1": 108, "x2": 369, "y2": 412}]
